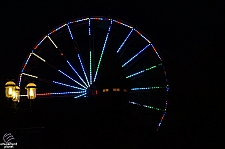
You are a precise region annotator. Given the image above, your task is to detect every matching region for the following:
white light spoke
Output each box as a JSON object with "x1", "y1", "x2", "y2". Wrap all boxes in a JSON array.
[
  {"x1": 47, "y1": 36, "x2": 58, "y2": 48},
  {"x1": 32, "y1": 53, "x2": 46, "y2": 62},
  {"x1": 21, "y1": 73, "x2": 38, "y2": 79}
]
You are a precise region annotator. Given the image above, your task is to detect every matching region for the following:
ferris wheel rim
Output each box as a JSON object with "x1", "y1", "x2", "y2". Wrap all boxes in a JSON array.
[{"x1": 17, "y1": 16, "x2": 169, "y2": 131}]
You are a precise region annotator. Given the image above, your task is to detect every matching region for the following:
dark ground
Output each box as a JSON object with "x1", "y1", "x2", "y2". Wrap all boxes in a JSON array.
[{"x1": 0, "y1": 1, "x2": 224, "y2": 148}]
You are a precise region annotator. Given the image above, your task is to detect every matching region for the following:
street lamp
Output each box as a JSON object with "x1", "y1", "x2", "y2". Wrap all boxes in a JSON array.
[
  {"x1": 25, "y1": 83, "x2": 37, "y2": 100},
  {"x1": 5, "y1": 81, "x2": 16, "y2": 99}
]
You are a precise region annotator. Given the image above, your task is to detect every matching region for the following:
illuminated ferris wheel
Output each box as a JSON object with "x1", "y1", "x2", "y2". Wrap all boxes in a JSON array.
[{"x1": 18, "y1": 17, "x2": 169, "y2": 131}]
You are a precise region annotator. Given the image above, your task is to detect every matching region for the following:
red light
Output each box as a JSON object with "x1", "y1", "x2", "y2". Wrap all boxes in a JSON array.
[
  {"x1": 136, "y1": 31, "x2": 141, "y2": 35},
  {"x1": 51, "y1": 30, "x2": 56, "y2": 34},
  {"x1": 34, "y1": 45, "x2": 38, "y2": 50},
  {"x1": 23, "y1": 64, "x2": 26, "y2": 69}
]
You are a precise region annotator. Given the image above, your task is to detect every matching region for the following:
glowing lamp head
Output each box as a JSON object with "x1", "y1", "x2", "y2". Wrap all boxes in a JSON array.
[
  {"x1": 12, "y1": 86, "x2": 20, "y2": 102},
  {"x1": 5, "y1": 81, "x2": 16, "y2": 99},
  {"x1": 25, "y1": 83, "x2": 37, "y2": 100}
]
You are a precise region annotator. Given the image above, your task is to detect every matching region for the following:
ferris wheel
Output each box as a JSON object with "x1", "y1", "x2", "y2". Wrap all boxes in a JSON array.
[{"x1": 17, "y1": 16, "x2": 169, "y2": 131}]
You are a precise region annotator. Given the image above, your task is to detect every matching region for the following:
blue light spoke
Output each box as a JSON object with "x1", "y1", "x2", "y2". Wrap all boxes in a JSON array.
[
  {"x1": 51, "y1": 91, "x2": 86, "y2": 95},
  {"x1": 88, "y1": 18, "x2": 91, "y2": 36},
  {"x1": 131, "y1": 87, "x2": 151, "y2": 91},
  {"x1": 117, "y1": 29, "x2": 133, "y2": 53},
  {"x1": 78, "y1": 54, "x2": 90, "y2": 87},
  {"x1": 58, "y1": 70, "x2": 87, "y2": 89},
  {"x1": 67, "y1": 24, "x2": 74, "y2": 40},
  {"x1": 126, "y1": 70, "x2": 145, "y2": 79},
  {"x1": 53, "y1": 81, "x2": 86, "y2": 90},
  {"x1": 122, "y1": 44, "x2": 151, "y2": 67},
  {"x1": 126, "y1": 63, "x2": 162, "y2": 79},
  {"x1": 74, "y1": 93, "x2": 87, "y2": 98},
  {"x1": 131, "y1": 86, "x2": 165, "y2": 91},
  {"x1": 94, "y1": 19, "x2": 113, "y2": 82},
  {"x1": 90, "y1": 51, "x2": 92, "y2": 85},
  {"x1": 67, "y1": 60, "x2": 88, "y2": 87}
]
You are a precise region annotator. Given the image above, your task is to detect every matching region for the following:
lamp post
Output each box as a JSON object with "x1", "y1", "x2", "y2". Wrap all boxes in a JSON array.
[
  {"x1": 5, "y1": 81, "x2": 37, "y2": 110},
  {"x1": 13, "y1": 86, "x2": 20, "y2": 102}
]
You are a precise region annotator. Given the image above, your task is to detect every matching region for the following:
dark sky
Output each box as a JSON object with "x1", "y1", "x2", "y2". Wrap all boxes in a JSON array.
[{"x1": 0, "y1": 1, "x2": 224, "y2": 147}]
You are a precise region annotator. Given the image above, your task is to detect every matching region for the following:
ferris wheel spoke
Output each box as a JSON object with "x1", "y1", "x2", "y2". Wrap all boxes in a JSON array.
[
  {"x1": 74, "y1": 92, "x2": 87, "y2": 98},
  {"x1": 50, "y1": 91, "x2": 86, "y2": 95},
  {"x1": 77, "y1": 54, "x2": 90, "y2": 87},
  {"x1": 93, "y1": 19, "x2": 113, "y2": 82},
  {"x1": 20, "y1": 73, "x2": 38, "y2": 79},
  {"x1": 130, "y1": 86, "x2": 165, "y2": 93},
  {"x1": 128, "y1": 101, "x2": 165, "y2": 111},
  {"x1": 52, "y1": 81, "x2": 86, "y2": 90},
  {"x1": 32, "y1": 52, "x2": 46, "y2": 62},
  {"x1": 88, "y1": 18, "x2": 91, "y2": 36},
  {"x1": 47, "y1": 36, "x2": 58, "y2": 48},
  {"x1": 122, "y1": 44, "x2": 151, "y2": 68},
  {"x1": 117, "y1": 28, "x2": 134, "y2": 53},
  {"x1": 67, "y1": 24, "x2": 74, "y2": 40},
  {"x1": 89, "y1": 51, "x2": 92, "y2": 85},
  {"x1": 88, "y1": 18, "x2": 95, "y2": 85},
  {"x1": 58, "y1": 69, "x2": 87, "y2": 89},
  {"x1": 126, "y1": 63, "x2": 162, "y2": 79},
  {"x1": 37, "y1": 91, "x2": 86, "y2": 97},
  {"x1": 66, "y1": 60, "x2": 88, "y2": 88},
  {"x1": 37, "y1": 77, "x2": 86, "y2": 91},
  {"x1": 31, "y1": 51, "x2": 58, "y2": 71}
]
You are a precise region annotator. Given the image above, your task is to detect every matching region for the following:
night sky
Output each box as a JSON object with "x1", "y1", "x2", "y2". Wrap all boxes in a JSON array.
[{"x1": 0, "y1": 1, "x2": 224, "y2": 148}]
